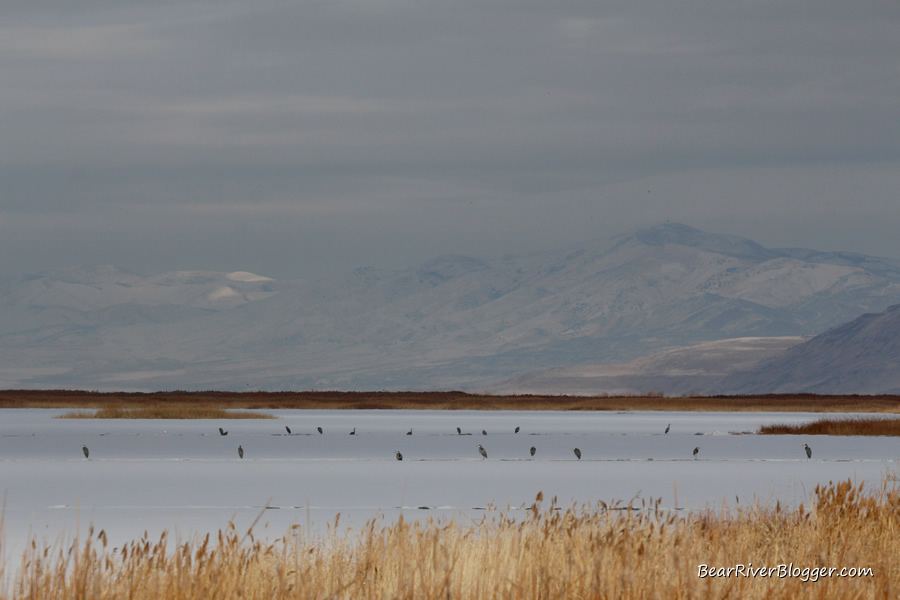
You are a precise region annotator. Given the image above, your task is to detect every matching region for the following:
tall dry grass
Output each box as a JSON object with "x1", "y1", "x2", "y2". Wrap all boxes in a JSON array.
[
  {"x1": 759, "y1": 415, "x2": 900, "y2": 436},
  {"x1": 4, "y1": 480, "x2": 897, "y2": 599}
]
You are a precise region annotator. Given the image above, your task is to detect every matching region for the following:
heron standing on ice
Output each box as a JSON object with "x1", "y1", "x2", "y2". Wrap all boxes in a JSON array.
[
  {"x1": 285, "y1": 426, "x2": 291, "y2": 434},
  {"x1": 477, "y1": 444, "x2": 488, "y2": 460},
  {"x1": 81, "y1": 445, "x2": 89, "y2": 459},
  {"x1": 803, "y1": 444, "x2": 812, "y2": 460},
  {"x1": 530, "y1": 446, "x2": 536, "y2": 459},
  {"x1": 693, "y1": 447, "x2": 700, "y2": 459},
  {"x1": 664, "y1": 424, "x2": 670, "y2": 434},
  {"x1": 317, "y1": 427, "x2": 323, "y2": 434},
  {"x1": 238, "y1": 445, "x2": 244, "y2": 459},
  {"x1": 395, "y1": 451, "x2": 403, "y2": 461},
  {"x1": 573, "y1": 448, "x2": 582, "y2": 460}
]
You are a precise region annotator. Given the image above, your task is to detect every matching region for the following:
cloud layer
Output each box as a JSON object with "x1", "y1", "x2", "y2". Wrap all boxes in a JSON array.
[{"x1": 1, "y1": 2, "x2": 898, "y2": 277}]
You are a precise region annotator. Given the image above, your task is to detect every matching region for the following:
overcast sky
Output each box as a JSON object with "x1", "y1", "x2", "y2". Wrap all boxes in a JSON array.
[{"x1": 1, "y1": 2, "x2": 898, "y2": 279}]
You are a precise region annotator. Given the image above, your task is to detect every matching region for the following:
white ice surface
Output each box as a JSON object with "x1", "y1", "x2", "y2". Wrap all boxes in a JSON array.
[{"x1": 0, "y1": 409, "x2": 896, "y2": 559}]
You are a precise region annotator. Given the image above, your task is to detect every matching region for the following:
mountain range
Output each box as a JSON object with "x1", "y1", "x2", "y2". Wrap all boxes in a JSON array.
[{"x1": 2, "y1": 222, "x2": 900, "y2": 393}]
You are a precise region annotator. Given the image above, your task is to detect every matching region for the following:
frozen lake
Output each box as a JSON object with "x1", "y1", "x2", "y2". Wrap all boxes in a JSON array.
[{"x1": 0, "y1": 409, "x2": 897, "y2": 557}]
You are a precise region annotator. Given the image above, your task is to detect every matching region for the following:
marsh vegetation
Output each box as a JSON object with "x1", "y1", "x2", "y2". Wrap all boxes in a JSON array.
[
  {"x1": 4, "y1": 390, "x2": 900, "y2": 413},
  {"x1": 57, "y1": 406, "x2": 274, "y2": 420},
  {"x1": 759, "y1": 415, "x2": 900, "y2": 436},
  {"x1": 4, "y1": 479, "x2": 895, "y2": 599}
]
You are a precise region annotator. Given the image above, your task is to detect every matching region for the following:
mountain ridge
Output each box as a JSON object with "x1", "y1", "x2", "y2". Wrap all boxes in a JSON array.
[
  {"x1": 2, "y1": 222, "x2": 900, "y2": 392},
  {"x1": 718, "y1": 303, "x2": 900, "y2": 395}
]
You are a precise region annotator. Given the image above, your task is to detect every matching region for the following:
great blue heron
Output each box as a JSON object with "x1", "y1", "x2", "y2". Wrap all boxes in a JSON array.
[
  {"x1": 81, "y1": 445, "x2": 89, "y2": 459},
  {"x1": 803, "y1": 444, "x2": 812, "y2": 460},
  {"x1": 219, "y1": 428, "x2": 228, "y2": 436},
  {"x1": 457, "y1": 427, "x2": 462, "y2": 435},
  {"x1": 395, "y1": 451, "x2": 403, "y2": 461},
  {"x1": 285, "y1": 426, "x2": 291, "y2": 434},
  {"x1": 664, "y1": 424, "x2": 670, "y2": 434},
  {"x1": 515, "y1": 426, "x2": 520, "y2": 434},
  {"x1": 693, "y1": 447, "x2": 699, "y2": 459},
  {"x1": 350, "y1": 428, "x2": 356, "y2": 435},
  {"x1": 573, "y1": 448, "x2": 581, "y2": 460},
  {"x1": 407, "y1": 428, "x2": 413, "y2": 435},
  {"x1": 530, "y1": 446, "x2": 536, "y2": 459},
  {"x1": 477, "y1": 444, "x2": 487, "y2": 460},
  {"x1": 238, "y1": 445, "x2": 244, "y2": 459},
  {"x1": 317, "y1": 427, "x2": 323, "y2": 434}
]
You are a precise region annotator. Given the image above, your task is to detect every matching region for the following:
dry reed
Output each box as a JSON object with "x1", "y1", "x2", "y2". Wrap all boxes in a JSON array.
[
  {"x1": 759, "y1": 415, "x2": 900, "y2": 436},
  {"x1": 5, "y1": 389, "x2": 900, "y2": 413},
  {"x1": 4, "y1": 480, "x2": 897, "y2": 599}
]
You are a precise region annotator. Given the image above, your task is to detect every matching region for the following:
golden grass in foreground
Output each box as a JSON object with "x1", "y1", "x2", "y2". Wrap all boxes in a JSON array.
[
  {"x1": 5, "y1": 480, "x2": 898, "y2": 599},
  {"x1": 56, "y1": 406, "x2": 275, "y2": 419},
  {"x1": 759, "y1": 416, "x2": 900, "y2": 436}
]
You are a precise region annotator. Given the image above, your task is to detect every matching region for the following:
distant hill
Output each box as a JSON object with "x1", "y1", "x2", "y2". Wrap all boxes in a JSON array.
[
  {"x1": 498, "y1": 302, "x2": 900, "y2": 397},
  {"x1": 719, "y1": 304, "x2": 900, "y2": 394},
  {"x1": 2, "y1": 223, "x2": 900, "y2": 391},
  {"x1": 484, "y1": 336, "x2": 810, "y2": 396}
]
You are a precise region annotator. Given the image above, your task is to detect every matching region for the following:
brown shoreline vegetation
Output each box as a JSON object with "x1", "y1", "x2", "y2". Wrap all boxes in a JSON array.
[
  {"x1": 4, "y1": 479, "x2": 897, "y2": 599},
  {"x1": 57, "y1": 406, "x2": 275, "y2": 420},
  {"x1": 2, "y1": 389, "x2": 900, "y2": 413},
  {"x1": 759, "y1": 415, "x2": 900, "y2": 436}
]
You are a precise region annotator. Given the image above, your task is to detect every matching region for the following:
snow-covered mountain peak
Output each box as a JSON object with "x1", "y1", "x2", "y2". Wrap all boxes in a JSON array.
[{"x1": 627, "y1": 223, "x2": 775, "y2": 261}]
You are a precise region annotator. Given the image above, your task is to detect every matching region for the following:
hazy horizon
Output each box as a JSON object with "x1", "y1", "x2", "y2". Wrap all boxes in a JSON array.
[
  {"x1": 1, "y1": 3, "x2": 898, "y2": 279},
  {"x1": 7, "y1": 220, "x2": 900, "y2": 281}
]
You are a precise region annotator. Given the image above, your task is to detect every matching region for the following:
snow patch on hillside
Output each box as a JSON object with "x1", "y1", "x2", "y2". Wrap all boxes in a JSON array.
[
  {"x1": 208, "y1": 286, "x2": 240, "y2": 301},
  {"x1": 227, "y1": 271, "x2": 274, "y2": 282}
]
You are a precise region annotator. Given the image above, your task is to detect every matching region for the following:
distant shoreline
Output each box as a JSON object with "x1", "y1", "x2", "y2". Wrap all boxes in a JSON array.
[{"x1": 1, "y1": 390, "x2": 899, "y2": 413}]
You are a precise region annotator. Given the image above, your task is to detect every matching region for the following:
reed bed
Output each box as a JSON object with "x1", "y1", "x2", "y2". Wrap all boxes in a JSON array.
[
  {"x1": 759, "y1": 415, "x2": 900, "y2": 436},
  {"x1": 4, "y1": 480, "x2": 897, "y2": 599},
  {"x1": 4, "y1": 389, "x2": 900, "y2": 412},
  {"x1": 56, "y1": 406, "x2": 274, "y2": 420}
]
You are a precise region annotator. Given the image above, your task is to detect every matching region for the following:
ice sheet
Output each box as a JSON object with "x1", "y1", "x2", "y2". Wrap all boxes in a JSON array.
[{"x1": 0, "y1": 409, "x2": 896, "y2": 559}]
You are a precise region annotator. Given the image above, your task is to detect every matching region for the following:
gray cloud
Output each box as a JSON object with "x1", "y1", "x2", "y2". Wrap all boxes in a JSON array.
[{"x1": 1, "y1": 2, "x2": 898, "y2": 278}]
